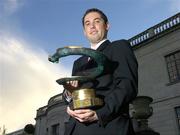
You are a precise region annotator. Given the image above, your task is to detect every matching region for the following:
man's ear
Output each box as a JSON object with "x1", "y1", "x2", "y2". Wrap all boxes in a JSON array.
[
  {"x1": 83, "y1": 28, "x2": 87, "y2": 37},
  {"x1": 106, "y1": 22, "x2": 110, "y2": 31}
]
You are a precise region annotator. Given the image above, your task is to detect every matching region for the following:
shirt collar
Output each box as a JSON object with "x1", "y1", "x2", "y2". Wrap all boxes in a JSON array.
[{"x1": 91, "y1": 39, "x2": 107, "y2": 50}]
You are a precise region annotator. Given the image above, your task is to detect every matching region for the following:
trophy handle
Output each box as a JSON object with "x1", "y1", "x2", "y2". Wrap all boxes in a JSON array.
[{"x1": 48, "y1": 46, "x2": 109, "y2": 79}]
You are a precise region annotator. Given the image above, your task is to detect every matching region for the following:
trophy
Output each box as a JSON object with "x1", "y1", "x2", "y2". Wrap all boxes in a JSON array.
[{"x1": 48, "y1": 46, "x2": 109, "y2": 110}]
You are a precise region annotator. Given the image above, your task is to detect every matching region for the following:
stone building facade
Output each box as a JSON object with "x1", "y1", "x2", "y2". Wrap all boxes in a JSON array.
[
  {"x1": 35, "y1": 94, "x2": 67, "y2": 135},
  {"x1": 129, "y1": 12, "x2": 180, "y2": 135},
  {"x1": 9, "y1": 12, "x2": 180, "y2": 135}
]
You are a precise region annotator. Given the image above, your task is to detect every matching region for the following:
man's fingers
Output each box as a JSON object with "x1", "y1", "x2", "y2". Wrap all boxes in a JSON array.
[
  {"x1": 70, "y1": 80, "x2": 78, "y2": 87},
  {"x1": 64, "y1": 81, "x2": 79, "y2": 91},
  {"x1": 74, "y1": 109, "x2": 94, "y2": 119},
  {"x1": 67, "y1": 107, "x2": 77, "y2": 117},
  {"x1": 67, "y1": 107, "x2": 98, "y2": 123},
  {"x1": 74, "y1": 109, "x2": 91, "y2": 114},
  {"x1": 66, "y1": 81, "x2": 70, "y2": 84}
]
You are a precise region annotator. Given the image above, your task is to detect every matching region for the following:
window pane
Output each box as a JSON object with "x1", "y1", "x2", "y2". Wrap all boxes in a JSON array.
[
  {"x1": 170, "y1": 55, "x2": 175, "y2": 61},
  {"x1": 176, "y1": 107, "x2": 180, "y2": 117},
  {"x1": 175, "y1": 51, "x2": 180, "y2": 59},
  {"x1": 177, "y1": 60, "x2": 180, "y2": 65},
  {"x1": 177, "y1": 66, "x2": 180, "y2": 71},
  {"x1": 172, "y1": 62, "x2": 176, "y2": 66},
  {"x1": 175, "y1": 107, "x2": 180, "y2": 133},
  {"x1": 167, "y1": 63, "x2": 172, "y2": 68},
  {"x1": 166, "y1": 57, "x2": 170, "y2": 62},
  {"x1": 52, "y1": 124, "x2": 60, "y2": 135}
]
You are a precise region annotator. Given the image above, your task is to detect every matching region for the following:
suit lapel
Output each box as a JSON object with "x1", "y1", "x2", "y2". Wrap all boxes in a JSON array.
[{"x1": 96, "y1": 40, "x2": 111, "y2": 52}]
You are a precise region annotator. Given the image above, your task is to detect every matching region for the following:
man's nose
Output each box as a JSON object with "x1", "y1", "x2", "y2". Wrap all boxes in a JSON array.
[{"x1": 90, "y1": 22, "x2": 95, "y2": 28}]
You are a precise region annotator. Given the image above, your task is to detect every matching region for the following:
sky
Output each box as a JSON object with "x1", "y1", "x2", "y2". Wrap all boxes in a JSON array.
[{"x1": 0, "y1": 0, "x2": 180, "y2": 133}]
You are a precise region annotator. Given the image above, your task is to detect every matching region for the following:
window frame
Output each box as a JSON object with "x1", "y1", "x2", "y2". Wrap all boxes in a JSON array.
[
  {"x1": 165, "y1": 50, "x2": 180, "y2": 85},
  {"x1": 51, "y1": 123, "x2": 60, "y2": 135},
  {"x1": 175, "y1": 106, "x2": 180, "y2": 134}
]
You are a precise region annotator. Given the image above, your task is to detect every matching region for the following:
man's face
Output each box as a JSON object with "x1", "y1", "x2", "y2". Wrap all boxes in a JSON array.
[{"x1": 83, "y1": 12, "x2": 109, "y2": 44}]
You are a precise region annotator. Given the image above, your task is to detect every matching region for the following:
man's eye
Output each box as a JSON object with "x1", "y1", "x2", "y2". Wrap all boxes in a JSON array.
[
  {"x1": 95, "y1": 20, "x2": 100, "y2": 23},
  {"x1": 85, "y1": 23, "x2": 90, "y2": 26}
]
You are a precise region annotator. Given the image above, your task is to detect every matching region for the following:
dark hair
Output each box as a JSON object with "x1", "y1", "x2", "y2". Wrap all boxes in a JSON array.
[{"x1": 82, "y1": 8, "x2": 108, "y2": 27}]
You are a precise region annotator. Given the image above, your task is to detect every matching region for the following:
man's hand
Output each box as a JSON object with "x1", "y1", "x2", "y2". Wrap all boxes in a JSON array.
[
  {"x1": 67, "y1": 106, "x2": 98, "y2": 123},
  {"x1": 63, "y1": 81, "x2": 79, "y2": 93}
]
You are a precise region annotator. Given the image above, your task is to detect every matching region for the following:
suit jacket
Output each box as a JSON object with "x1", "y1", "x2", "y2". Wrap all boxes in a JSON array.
[{"x1": 64, "y1": 40, "x2": 138, "y2": 135}]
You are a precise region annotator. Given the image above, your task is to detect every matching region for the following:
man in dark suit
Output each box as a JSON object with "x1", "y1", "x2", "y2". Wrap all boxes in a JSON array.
[{"x1": 63, "y1": 8, "x2": 138, "y2": 135}]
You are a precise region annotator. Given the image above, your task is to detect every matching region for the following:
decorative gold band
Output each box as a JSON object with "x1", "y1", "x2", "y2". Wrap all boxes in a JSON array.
[{"x1": 73, "y1": 97, "x2": 103, "y2": 109}]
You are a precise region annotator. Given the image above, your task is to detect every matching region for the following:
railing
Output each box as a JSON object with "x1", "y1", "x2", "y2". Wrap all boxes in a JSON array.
[
  {"x1": 129, "y1": 12, "x2": 180, "y2": 46},
  {"x1": 36, "y1": 94, "x2": 64, "y2": 117},
  {"x1": 48, "y1": 93, "x2": 63, "y2": 106},
  {"x1": 36, "y1": 106, "x2": 47, "y2": 117}
]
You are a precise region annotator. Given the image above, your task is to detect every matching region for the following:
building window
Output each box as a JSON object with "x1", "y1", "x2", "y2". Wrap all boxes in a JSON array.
[
  {"x1": 52, "y1": 124, "x2": 60, "y2": 135},
  {"x1": 165, "y1": 50, "x2": 180, "y2": 83},
  {"x1": 175, "y1": 107, "x2": 180, "y2": 133}
]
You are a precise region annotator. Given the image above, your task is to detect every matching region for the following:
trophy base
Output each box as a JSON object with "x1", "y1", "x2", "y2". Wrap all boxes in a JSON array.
[{"x1": 70, "y1": 97, "x2": 103, "y2": 110}]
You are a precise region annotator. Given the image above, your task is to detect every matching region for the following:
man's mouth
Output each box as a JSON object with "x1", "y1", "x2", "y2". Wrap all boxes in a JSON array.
[{"x1": 90, "y1": 31, "x2": 98, "y2": 34}]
